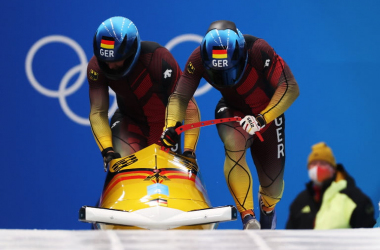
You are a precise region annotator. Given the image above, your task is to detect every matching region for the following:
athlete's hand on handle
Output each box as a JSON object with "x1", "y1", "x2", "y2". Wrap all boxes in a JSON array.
[
  {"x1": 161, "y1": 122, "x2": 182, "y2": 148},
  {"x1": 102, "y1": 147, "x2": 121, "y2": 172},
  {"x1": 240, "y1": 115, "x2": 265, "y2": 136}
]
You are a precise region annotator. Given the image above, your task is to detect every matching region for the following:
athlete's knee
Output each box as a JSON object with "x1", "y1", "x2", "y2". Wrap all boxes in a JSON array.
[
  {"x1": 220, "y1": 130, "x2": 248, "y2": 151},
  {"x1": 259, "y1": 181, "x2": 284, "y2": 207},
  {"x1": 113, "y1": 143, "x2": 135, "y2": 157},
  {"x1": 113, "y1": 136, "x2": 146, "y2": 157}
]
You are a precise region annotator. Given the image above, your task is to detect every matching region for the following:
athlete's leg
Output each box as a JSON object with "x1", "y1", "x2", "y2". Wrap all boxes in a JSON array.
[
  {"x1": 110, "y1": 110, "x2": 147, "y2": 157},
  {"x1": 215, "y1": 100, "x2": 261, "y2": 229},
  {"x1": 250, "y1": 114, "x2": 285, "y2": 210},
  {"x1": 215, "y1": 100, "x2": 254, "y2": 213}
]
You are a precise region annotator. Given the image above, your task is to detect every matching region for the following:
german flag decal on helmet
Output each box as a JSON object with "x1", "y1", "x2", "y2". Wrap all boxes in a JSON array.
[
  {"x1": 212, "y1": 46, "x2": 227, "y2": 59},
  {"x1": 100, "y1": 37, "x2": 115, "y2": 49}
]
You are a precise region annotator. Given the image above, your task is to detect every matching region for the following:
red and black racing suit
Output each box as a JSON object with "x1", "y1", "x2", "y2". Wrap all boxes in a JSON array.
[
  {"x1": 87, "y1": 41, "x2": 200, "y2": 158},
  {"x1": 164, "y1": 35, "x2": 299, "y2": 213}
]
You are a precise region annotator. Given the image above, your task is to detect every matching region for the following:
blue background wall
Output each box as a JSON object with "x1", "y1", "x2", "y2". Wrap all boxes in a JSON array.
[{"x1": 1, "y1": 0, "x2": 379, "y2": 230}]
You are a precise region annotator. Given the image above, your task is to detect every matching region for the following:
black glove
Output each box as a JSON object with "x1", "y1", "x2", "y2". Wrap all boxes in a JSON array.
[
  {"x1": 102, "y1": 147, "x2": 121, "y2": 171},
  {"x1": 161, "y1": 122, "x2": 181, "y2": 148}
]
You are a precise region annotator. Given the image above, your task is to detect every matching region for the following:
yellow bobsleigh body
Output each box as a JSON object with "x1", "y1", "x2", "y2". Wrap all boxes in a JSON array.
[{"x1": 79, "y1": 144, "x2": 236, "y2": 230}]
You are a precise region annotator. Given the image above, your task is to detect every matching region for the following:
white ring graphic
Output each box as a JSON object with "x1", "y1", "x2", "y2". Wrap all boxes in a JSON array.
[
  {"x1": 165, "y1": 34, "x2": 213, "y2": 97},
  {"x1": 25, "y1": 35, "x2": 87, "y2": 97},
  {"x1": 25, "y1": 35, "x2": 117, "y2": 125}
]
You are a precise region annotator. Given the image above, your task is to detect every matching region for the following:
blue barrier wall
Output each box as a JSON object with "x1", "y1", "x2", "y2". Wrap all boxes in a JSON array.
[{"x1": 1, "y1": 0, "x2": 379, "y2": 229}]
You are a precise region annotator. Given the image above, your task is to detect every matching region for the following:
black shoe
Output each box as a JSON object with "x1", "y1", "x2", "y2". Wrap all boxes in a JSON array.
[{"x1": 259, "y1": 195, "x2": 276, "y2": 229}]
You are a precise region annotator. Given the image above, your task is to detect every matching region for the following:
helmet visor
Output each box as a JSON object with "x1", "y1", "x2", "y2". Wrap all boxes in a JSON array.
[
  {"x1": 97, "y1": 39, "x2": 139, "y2": 80},
  {"x1": 205, "y1": 58, "x2": 246, "y2": 87}
]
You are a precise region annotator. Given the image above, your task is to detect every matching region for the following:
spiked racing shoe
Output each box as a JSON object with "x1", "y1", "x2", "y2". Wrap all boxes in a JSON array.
[
  {"x1": 259, "y1": 195, "x2": 277, "y2": 229},
  {"x1": 241, "y1": 210, "x2": 261, "y2": 230}
]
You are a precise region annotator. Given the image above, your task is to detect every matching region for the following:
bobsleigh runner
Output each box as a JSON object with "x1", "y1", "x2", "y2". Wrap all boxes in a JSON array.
[{"x1": 79, "y1": 117, "x2": 262, "y2": 230}]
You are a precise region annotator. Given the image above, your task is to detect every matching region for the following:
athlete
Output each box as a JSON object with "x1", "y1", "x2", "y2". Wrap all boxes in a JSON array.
[
  {"x1": 88, "y1": 16, "x2": 200, "y2": 170},
  {"x1": 161, "y1": 20, "x2": 299, "y2": 229}
]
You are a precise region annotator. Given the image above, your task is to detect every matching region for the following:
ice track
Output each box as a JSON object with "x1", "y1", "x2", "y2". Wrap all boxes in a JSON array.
[{"x1": 1, "y1": 228, "x2": 379, "y2": 250}]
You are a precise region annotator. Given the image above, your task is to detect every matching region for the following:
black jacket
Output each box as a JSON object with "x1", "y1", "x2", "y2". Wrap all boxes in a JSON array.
[{"x1": 286, "y1": 164, "x2": 375, "y2": 229}]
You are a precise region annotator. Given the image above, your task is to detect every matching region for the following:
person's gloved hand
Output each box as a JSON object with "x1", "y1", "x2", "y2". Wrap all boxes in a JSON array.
[
  {"x1": 161, "y1": 122, "x2": 181, "y2": 148},
  {"x1": 102, "y1": 147, "x2": 121, "y2": 172},
  {"x1": 239, "y1": 115, "x2": 265, "y2": 135}
]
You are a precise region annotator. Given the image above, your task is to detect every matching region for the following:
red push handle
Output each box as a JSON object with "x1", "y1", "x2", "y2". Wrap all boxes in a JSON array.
[
  {"x1": 161, "y1": 117, "x2": 264, "y2": 152},
  {"x1": 175, "y1": 117, "x2": 264, "y2": 142}
]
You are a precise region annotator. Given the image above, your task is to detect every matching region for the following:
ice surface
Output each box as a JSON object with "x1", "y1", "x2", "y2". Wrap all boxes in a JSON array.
[{"x1": 0, "y1": 228, "x2": 380, "y2": 250}]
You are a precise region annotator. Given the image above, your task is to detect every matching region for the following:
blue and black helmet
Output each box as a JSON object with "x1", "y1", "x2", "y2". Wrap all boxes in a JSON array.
[
  {"x1": 93, "y1": 16, "x2": 141, "y2": 80},
  {"x1": 200, "y1": 20, "x2": 247, "y2": 87}
]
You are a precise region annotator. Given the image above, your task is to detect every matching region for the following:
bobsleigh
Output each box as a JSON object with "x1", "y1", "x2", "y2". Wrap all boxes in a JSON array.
[
  {"x1": 79, "y1": 117, "x2": 262, "y2": 230},
  {"x1": 78, "y1": 118, "x2": 250, "y2": 230},
  {"x1": 79, "y1": 144, "x2": 236, "y2": 229}
]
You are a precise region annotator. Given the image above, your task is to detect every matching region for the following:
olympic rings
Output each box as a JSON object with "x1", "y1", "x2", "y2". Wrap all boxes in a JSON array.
[
  {"x1": 25, "y1": 34, "x2": 212, "y2": 126},
  {"x1": 25, "y1": 35, "x2": 117, "y2": 125}
]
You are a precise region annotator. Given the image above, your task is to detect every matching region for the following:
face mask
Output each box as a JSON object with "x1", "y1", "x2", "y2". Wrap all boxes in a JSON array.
[{"x1": 308, "y1": 165, "x2": 334, "y2": 185}]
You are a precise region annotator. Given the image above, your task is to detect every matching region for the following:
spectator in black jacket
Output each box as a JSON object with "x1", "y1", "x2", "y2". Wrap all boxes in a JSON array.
[{"x1": 286, "y1": 142, "x2": 375, "y2": 229}]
